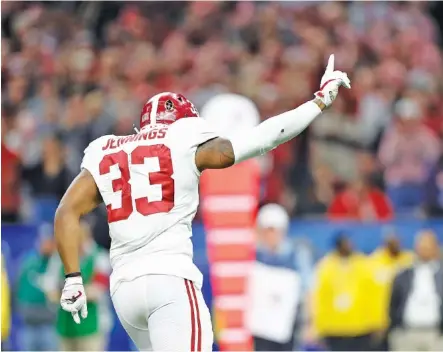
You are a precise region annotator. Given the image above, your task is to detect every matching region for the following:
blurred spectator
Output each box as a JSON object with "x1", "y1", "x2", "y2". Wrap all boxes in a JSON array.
[
  {"x1": 425, "y1": 153, "x2": 443, "y2": 217},
  {"x1": 60, "y1": 94, "x2": 94, "y2": 179},
  {"x1": 1, "y1": 255, "x2": 11, "y2": 350},
  {"x1": 310, "y1": 96, "x2": 363, "y2": 183},
  {"x1": 83, "y1": 90, "x2": 116, "y2": 141},
  {"x1": 296, "y1": 163, "x2": 335, "y2": 216},
  {"x1": 368, "y1": 233, "x2": 414, "y2": 351},
  {"x1": 1, "y1": 106, "x2": 21, "y2": 223},
  {"x1": 378, "y1": 98, "x2": 441, "y2": 213},
  {"x1": 355, "y1": 151, "x2": 385, "y2": 190},
  {"x1": 389, "y1": 229, "x2": 443, "y2": 351},
  {"x1": 312, "y1": 233, "x2": 376, "y2": 351},
  {"x1": 16, "y1": 224, "x2": 58, "y2": 351},
  {"x1": 327, "y1": 176, "x2": 393, "y2": 221},
  {"x1": 248, "y1": 204, "x2": 313, "y2": 351},
  {"x1": 22, "y1": 133, "x2": 70, "y2": 222},
  {"x1": 22, "y1": 133, "x2": 70, "y2": 201},
  {"x1": 44, "y1": 222, "x2": 111, "y2": 351}
]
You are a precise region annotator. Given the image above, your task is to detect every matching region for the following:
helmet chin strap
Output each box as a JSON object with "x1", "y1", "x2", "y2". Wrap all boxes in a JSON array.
[{"x1": 133, "y1": 124, "x2": 140, "y2": 133}]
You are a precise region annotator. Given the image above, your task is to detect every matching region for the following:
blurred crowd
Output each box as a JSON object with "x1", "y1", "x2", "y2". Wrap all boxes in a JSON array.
[{"x1": 2, "y1": 1, "x2": 443, "y2": 224}]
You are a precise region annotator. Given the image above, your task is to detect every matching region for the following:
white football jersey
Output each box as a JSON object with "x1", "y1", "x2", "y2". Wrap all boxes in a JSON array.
[{"x1": 80, "y1": 117, "x2": 218, "y2": 294}]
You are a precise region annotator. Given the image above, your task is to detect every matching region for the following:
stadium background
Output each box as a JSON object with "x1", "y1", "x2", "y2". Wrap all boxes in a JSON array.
[{"x1": 2, "y1": 1, "x2": 443, "y2": 351}]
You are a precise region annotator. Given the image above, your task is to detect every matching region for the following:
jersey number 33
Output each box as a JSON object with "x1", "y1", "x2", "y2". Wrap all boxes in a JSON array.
[{"x1": 99, "y1": 145, "x2": 174, "y2": 223}]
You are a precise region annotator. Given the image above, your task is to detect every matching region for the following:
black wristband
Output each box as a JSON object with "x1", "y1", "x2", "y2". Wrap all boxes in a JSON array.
[{"x1": 65, "y1": 272, "x2": 82, "y2": 279}]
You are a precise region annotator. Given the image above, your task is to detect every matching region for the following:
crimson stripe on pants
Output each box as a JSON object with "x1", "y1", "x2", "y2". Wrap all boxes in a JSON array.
[
  {"x1": 190, "y1": 281, "x2": 202, "y2": 351},
  {"x1": 185, "y1": 279, "x2": 200, "y2": 351}
]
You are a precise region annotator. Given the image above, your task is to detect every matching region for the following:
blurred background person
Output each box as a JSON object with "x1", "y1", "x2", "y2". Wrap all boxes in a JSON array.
[
  {"x1": 389, "y1": 229, "x2": 443, "y2": 351},
  {"x1": 312, "y1": 233, "x2": 376, "y2": 351},
  {"x1": 424, "y1": 153, "x2": 443, "y2": 217},
  {"x1": 22, "y1": 133, "x2": 70, "y2": 223},
  {"x1": 327, "y1": 176, "x2": 393, "y2": 221},
  {"x1": 378, "y1": 98, "x2": 441, "y2": 214},
  {"x1": 248, "y1": 203, "x2": 314, "y2": 351},
  {"x1": 1, "y1": 255, "x2": 11, "y2": 350},
  {"x1": 295, "y1": 163, "x2": 335, "y2": 217},
  {"x1": 43, "y1": 222, "x2": 111, "y2": 351},
  {"x1": 16, "y1": 224, "x2": 58, "y2": 351},
  {"x1": 310, "y1": 95, "x2": 362, "y2": 183},
  {"x1": 1, "y1": 104, "x2": 21, "y2": 223},
  {"x1": 368, "y1": 231, "x2": 414, "y2": 351}
]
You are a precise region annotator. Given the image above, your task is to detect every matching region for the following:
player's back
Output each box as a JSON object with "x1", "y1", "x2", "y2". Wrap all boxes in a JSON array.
[{"x1": 81, "y1": 117, "x2": 218, "y2": 292}]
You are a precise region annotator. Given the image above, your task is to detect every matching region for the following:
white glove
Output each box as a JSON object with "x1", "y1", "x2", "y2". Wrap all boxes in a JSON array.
[
  {"x1": 60, "y1": 276, "x2": 88, "y2": 324},
  {"x1": 314, "y1": 54, "x2": 351, "y2": 107}
]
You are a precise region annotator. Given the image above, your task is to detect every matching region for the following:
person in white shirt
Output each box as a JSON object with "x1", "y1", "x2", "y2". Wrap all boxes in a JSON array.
[
  {"x1": 53, "y1": 55, "x2": 350, "y2": 351},
  {"x1": 389, "y1": 230, "x2": 443, "y2": 351},
  {"x1": 248, "y1": 204, "x2": 314, "y2": 351}
]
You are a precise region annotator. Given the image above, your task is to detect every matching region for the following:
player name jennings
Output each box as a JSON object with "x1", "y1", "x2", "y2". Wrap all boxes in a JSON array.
[{"x1": 102, "y1": 127, "x2": 168, "y2": 151}]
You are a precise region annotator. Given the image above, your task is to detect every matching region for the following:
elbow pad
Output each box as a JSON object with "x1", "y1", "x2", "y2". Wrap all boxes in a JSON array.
[{"x1": 230, "y1": 101, "x2": 322, "y2": 164}]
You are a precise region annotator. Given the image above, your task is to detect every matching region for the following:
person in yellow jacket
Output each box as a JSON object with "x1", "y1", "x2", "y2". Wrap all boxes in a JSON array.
[
  {"x1": 1, "y1": 255, "x2": 11, "y2": 347},
  {"x1": 312, "y1": 233, "x2": 377, "y2": 351},
  {"x1": 368, "y1": 233, "x2": 414, "y2": 350}
]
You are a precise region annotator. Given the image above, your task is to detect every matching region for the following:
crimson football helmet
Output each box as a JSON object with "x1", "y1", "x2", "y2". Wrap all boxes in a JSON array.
[{"x1": 139, "y1": 92, "x2": 199, "y2": 128}]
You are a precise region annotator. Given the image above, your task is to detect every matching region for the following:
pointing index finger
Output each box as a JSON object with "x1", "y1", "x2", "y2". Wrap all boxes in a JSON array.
[{"x1": 325, "y1": 54, "x2": 335, "y2": 74}]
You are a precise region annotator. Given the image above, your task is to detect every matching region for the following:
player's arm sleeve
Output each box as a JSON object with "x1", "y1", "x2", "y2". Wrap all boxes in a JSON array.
[{"x1": 230, "y1": 100, "x2": 322, "y2": 164}]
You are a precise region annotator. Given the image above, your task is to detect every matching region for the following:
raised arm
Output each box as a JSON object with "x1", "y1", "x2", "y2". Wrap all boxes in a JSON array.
[
  {"x1": 195, "y1": 54, "x2": 350, "y2": 172},
  {"x1": 55, "y1": 169, "x2": 102, "y2": 274},
  {"x1": 195, "y1": 99, "x2": 326, "y2": 171}
]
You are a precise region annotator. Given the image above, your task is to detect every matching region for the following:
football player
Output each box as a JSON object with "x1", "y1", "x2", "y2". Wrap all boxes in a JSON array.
[{"x1": 55, "y1": 54, "x2": 350, "y2": 351}]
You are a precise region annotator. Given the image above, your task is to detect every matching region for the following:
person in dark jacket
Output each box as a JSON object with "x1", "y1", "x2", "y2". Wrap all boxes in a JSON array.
[
  {"x1": 389, "y1": 229, "x2": 443, "y2": 351},
  {"x1": 22, "y1": 133, "x2": 70, "y2": 223},
  {"x1": 22, "y1": 133, "x2": 70, "y2": 202}
]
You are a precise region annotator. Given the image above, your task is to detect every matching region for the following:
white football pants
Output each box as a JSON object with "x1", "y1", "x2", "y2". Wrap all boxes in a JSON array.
[{"x1": 111, "y1": 274, "x2": 213, "y2": 351}]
